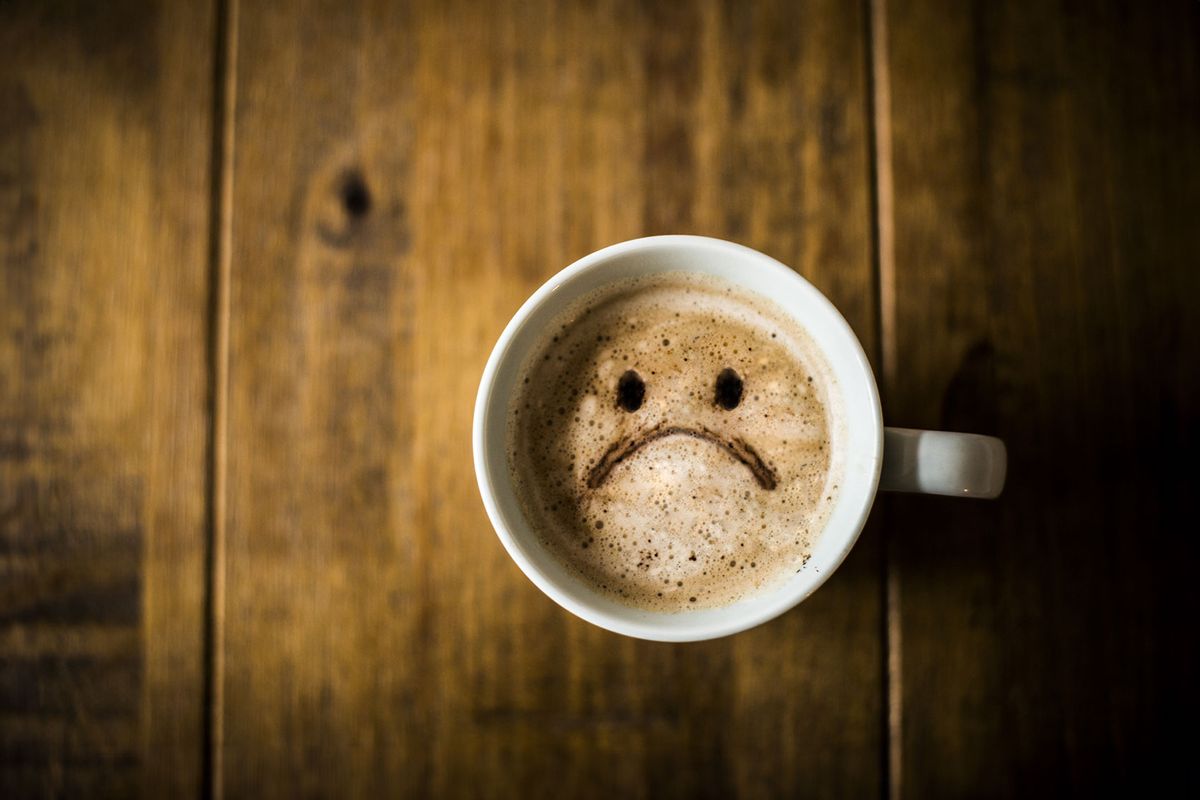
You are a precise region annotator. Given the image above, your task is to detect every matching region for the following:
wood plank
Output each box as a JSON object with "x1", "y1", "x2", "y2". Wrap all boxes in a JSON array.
[
  {"x1": 0, "y1": 1, "x2": 217, "y2": 797},
  {"x1": 884, "y1": 0, "x2": 1200, "y2": 795},
  {"x1": 221, "y1": 0, "x2": 881, "y2": 796}
]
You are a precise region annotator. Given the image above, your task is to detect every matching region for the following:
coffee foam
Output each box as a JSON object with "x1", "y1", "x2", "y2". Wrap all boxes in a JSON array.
[{"x1": 507, "y1": 271, "x2": 840, "y2": 612}]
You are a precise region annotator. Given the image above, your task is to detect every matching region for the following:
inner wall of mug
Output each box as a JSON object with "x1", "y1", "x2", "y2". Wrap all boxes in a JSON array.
[{"x1": 477, "y1": 237, "x2": 882, "y2": 640}]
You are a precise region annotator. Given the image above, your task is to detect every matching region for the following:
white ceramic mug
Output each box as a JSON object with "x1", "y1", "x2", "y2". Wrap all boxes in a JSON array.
[{"x1": 474, "y1": 236, "x2": 1006, "y2": 641}]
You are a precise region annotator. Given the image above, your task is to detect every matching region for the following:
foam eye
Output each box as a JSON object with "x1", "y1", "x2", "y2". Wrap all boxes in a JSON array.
[
  {"x1": 616, "y1": 370, "x2": 645, "y2": 412},
  {"x1": 715, "y1": 368, "x2": 743, "y2": 410}
]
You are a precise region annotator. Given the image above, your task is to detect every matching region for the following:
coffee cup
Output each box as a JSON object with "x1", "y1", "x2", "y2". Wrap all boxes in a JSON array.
[{"x1": 474, "y1": 236, "x2": 1005, "y2": 641}]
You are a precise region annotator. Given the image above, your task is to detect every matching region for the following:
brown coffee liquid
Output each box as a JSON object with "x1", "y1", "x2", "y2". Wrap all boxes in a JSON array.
[{"x1": 507, "y1": 272, "x2": 838, "y2": 611}]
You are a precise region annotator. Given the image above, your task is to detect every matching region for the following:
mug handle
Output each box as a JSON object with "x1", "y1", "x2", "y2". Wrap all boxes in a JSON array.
[{"x1": 880, "y1": 427, "x2": 1007, "y2": 498}]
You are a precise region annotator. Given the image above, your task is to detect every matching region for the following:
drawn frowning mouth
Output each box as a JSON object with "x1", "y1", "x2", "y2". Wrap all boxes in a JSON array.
[{"x1": 586, "y1": 424, "x2": 778, "y2": 490}]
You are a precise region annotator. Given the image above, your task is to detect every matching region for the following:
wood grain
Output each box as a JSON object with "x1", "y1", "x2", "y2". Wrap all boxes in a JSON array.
[
  {"x1": 884, "y1": 0, "x2": 1200, "y2": 795},
  {"x1": 219, "y1": 0, "x2": 881, "y2": 797},
  {"x1": 0, "y1": 1, "x2": 216, "y2": 796}
]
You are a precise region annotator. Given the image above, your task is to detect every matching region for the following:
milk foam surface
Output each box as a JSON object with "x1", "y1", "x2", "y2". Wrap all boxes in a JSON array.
[{"x1": 507, "y1": 272, "x2": 839, "y2": 611}]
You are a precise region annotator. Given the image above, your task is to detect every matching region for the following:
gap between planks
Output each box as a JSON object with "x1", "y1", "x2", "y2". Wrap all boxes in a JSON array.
[
  {"x1": 203, "y1": 0, "x2": 239, "y2": 798},
  {"x1": 865, "y1": 0, "x2": 900, "y2": 798}
]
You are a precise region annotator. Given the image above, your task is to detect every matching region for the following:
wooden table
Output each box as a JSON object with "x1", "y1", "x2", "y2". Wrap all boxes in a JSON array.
[{"x1": 2, "y1": 1, "x2": 1197, "y2": 797}]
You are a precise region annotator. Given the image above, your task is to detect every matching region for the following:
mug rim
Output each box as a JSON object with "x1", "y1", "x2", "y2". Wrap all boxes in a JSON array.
[{"x1": 473, "y1": 235, "x2": 883, "y2": 640}]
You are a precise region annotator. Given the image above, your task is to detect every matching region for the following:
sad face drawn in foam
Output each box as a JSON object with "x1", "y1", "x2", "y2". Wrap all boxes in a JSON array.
[
  {"x1": 508, "y1": 274, "x2": 836, "y2": 611},
  {"x1": 586, "y1": 366, "x2": 778, "y2": 491}
]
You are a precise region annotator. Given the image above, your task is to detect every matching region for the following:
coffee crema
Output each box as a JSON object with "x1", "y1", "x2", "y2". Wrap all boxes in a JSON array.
[{"x1": 507, "y1": 272, "x2": 840, "y2": 611}]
